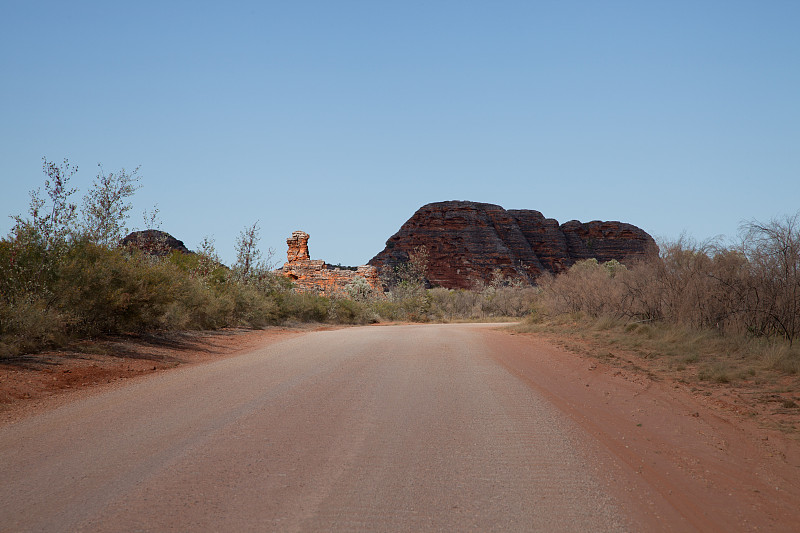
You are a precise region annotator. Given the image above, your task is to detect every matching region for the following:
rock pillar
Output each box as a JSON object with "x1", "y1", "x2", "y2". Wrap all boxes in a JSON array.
[{"x1": 286, "y1": 231, "x2": 310, "y2": 262}]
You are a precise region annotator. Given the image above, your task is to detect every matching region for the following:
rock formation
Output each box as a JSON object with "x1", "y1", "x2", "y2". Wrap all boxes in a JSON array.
[
  {"x1": 369, "y1": 201, "x2": 658, "y2": 289},
  {"x1": 121, "y1": 230, "x2": 193, "y2": 256},
  {"x1": 279, "y1": 231, "x2": 382, "y2": 296},
  {"x1": 286, "y1": 230, "x2": 311, "y2": 262}
]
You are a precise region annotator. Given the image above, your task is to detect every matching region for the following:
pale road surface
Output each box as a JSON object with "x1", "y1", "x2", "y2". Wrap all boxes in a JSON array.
[{"x1": 0, "y1": 324, "x2": 797, "y2": 532}]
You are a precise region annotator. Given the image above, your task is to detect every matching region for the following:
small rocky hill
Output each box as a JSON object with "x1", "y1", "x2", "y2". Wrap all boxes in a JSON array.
[
  {"x1": 121, "y1": 230, "x2": 193, "y2": 256},
  {"x1": 369, "y1": 201, "x2": 658, "y2": 289}
]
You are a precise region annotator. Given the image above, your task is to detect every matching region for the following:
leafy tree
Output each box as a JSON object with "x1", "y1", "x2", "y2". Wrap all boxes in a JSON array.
[
  {"x1": 232, "y1": 221, "x2": 275, "y2": 289},
  {"x1": 194, "y1": 235, "x2": 226, "y2": 282},
  {"x1": 233, "y1": 221, "x2": 263, "y2": 282},
  {"x1": 11, "y1": 157, "x2": 79, "y2": 251},
  {"x1": 80, "y1": 164, "x2": 141, "y2": 247},
  {"x1": 5, "y1": 158, "x2": 80, "y2": 303}
]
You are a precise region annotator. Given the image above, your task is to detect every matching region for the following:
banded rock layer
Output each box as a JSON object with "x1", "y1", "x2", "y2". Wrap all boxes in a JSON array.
[{"x1": 369, "y1": 201, "x2": 658, "y2": 289}]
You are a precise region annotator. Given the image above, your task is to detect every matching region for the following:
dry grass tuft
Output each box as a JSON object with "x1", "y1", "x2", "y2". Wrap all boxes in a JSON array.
[{"x1": 513, "y1": 314, "x2": 800, "y2": 384}]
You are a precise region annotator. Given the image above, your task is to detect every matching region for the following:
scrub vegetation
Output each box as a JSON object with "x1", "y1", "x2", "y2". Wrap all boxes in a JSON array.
[
  {"x1": 3, "y1": 158, "x2": 799, "y2": 388},
  {"x1": 0, "y1": 159, "x2": 535, "y2": 357},
  {"x1": 518, "y1": 220, "x2": 800, "y2": 381}
]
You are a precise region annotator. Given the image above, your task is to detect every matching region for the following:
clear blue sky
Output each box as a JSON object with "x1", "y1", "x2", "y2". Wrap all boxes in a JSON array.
[{"x1": 2, "y1": 1, "x2": 798, "y2": 267}]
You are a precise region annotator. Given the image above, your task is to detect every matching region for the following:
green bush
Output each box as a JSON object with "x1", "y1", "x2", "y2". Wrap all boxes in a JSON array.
[
  {"x1": 371, "y1": 299, "x2": 402, "y2": 321},
  {"x1": 56, "y1": 242, "x2": 181, "y2": 335},
  {"x1": 328, "y1": 298, "x2": 379, "y2": 324},
  {"x1": 0, "y1": 228, "x2": 59, "y2": 305},
  {"x1": 328, "y1": 299, "x2": 359, "y2": 323},
  {"x1": 164, "y1": 276, "x2": 228, "y2": 330},
  {"x1": 224, "y1": 282, "x2": 280, "y2": 328},
  {"x1": 0, "y1": 297, "x2": 66, "y2": 357},
  {"x1": 275, "y1": 291, "x2": 330, "y2": 323}
]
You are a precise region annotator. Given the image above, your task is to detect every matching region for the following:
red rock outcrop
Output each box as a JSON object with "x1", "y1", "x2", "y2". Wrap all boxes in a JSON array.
[
  {"x1": 286, "y1": 231, "x2": 311, "y2": 262},
  {"x1": 279, "y1": 231, "x2": 382, "y2": 296},
  {"x1": 369, "y1": 201, "x2": 658, "y2": 289}
]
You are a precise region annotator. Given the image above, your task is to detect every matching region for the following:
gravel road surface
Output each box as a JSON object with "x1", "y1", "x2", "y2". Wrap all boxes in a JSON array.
[{"x1": 1, "y1": 324, "x2": 797, "y2": 531}]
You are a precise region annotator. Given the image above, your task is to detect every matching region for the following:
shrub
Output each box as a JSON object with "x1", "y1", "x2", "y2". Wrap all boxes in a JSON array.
[
  {"x1": 56, "y1": 242, "x2": 181, "y2": 335},
  {"x1": 538, "y1": 259, "x2": 626, "y2": 318},
  {"x1": 228, "y1": 282, "x2": 281, "y2": 328},
  {"x1": 328, "y1": 298, "x2": 366, "y2": 324},
  {"x1": 345, "y1": 276, "x2": 374, "y2": 302},
  {"x1": 0, "y1": 297, "x2": 66, "y2": 356},
  {"x1": 741, "y1": 213, "x2": 800, "y2": 345},
  {"x1": 533, "y1": 213, "x2": 800, "y2": 348},
  {"x1": 275, "y1": 291, "x2": 330, "y2": 323}
]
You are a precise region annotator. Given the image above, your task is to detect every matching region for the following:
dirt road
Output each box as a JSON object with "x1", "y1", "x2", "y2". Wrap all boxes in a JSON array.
[{"x1": 0, "y1": 324, "x2": 798, "y2": 531}]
